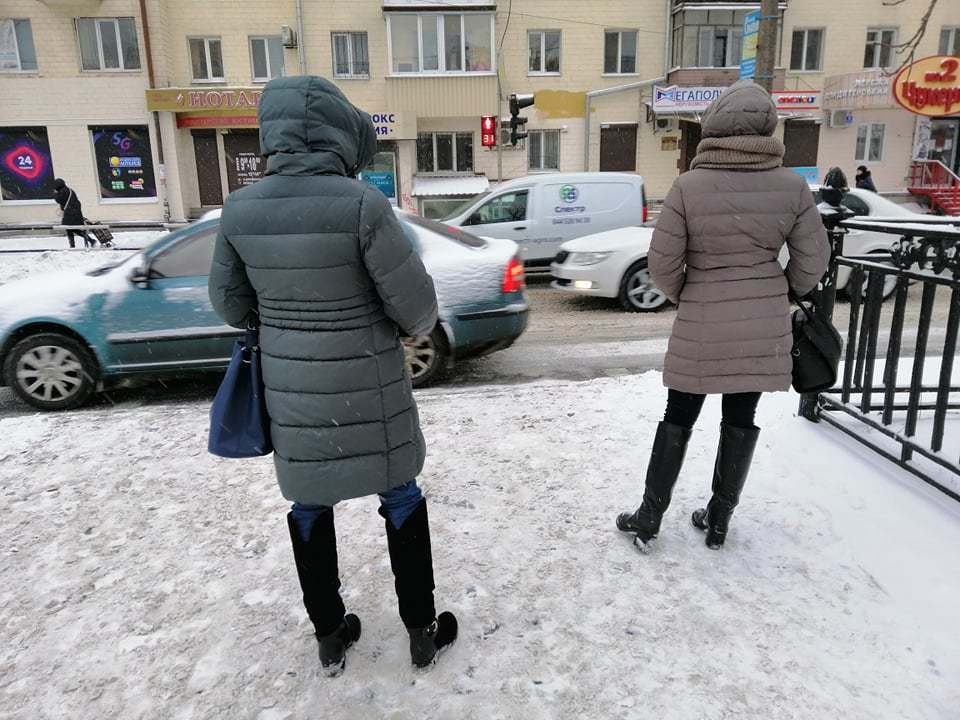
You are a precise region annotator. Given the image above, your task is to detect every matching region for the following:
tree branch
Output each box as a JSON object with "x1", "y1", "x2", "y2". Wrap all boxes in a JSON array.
[{"x1": 882, "y1": 0, "x2": 939, "y2": 76}]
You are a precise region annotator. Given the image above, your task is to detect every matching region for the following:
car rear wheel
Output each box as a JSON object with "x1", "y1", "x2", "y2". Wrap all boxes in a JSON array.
[
  {"x1": 3, "y1": 333, "x2": 98, "y2": 411},
  {"x1": 403, "y1": 328, "x2": 449, "y2": 388},
  {"x1": 841, "y1": 251, "x2": 898, "y2": 302},
  {"x1": 618, "y1": 260, "x2": 669, "y2": 312}
]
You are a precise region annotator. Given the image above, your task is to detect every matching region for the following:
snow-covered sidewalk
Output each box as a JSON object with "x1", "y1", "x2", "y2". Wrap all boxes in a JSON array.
[{"x1": 1, "y1": 373, "x2": 959, "y2": 719}]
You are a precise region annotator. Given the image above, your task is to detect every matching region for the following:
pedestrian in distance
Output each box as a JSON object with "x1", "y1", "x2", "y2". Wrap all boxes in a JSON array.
[
  {"x1": 855, "y1": 165, "x2": 878, "y2": 192},
  {"x1": 616, "y1": 80, "x2": 830, "y2": 551},
  {"x1": 53, "y1": 178, "x2": 96, "y2": 249},
  {"x1": 208, "y1": 76, "x2": 457, "y2": 677}
]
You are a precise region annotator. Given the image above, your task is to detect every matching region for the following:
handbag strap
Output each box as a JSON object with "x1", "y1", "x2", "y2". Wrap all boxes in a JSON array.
[
  {"x1": 788, "y1": 288, "x2": 816, "y2": 322},
  {"x1": 244, "y1": 312, "x2": 260, "y2": 350}
]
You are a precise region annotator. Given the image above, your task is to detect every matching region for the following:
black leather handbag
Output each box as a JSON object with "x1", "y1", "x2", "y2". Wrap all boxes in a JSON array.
[{"x1": 790, "y1": 292, "x2": 843, "y2": 394}]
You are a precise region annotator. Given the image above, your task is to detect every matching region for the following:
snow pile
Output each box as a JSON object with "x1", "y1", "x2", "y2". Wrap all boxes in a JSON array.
[
  {"x1": 0, "y1": 250, "x2": 137, "y2": 287},
  {"x1": 1, "y1": 373, "x2": 958, "y2": 719}
]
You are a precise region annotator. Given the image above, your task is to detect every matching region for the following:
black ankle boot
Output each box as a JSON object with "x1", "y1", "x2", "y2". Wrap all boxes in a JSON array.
[
  {"x1": 317, "y1": 614, "x2": 362, "y2": 677},
  {"x1": 616, "y1": 421, "x2": 692, "y2": 549},
  {"x1": 692, "y1": 423, "x2": 760, "y2": 549},
  {"x1": 382, "y1": 499, "x2": 458, "y2": 668},
  {"x1": 287, "y1": 511, "x2": 361, "y2": 674}
]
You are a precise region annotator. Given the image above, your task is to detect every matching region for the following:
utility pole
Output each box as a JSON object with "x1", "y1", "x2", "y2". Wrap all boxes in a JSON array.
[
  {"x1": 755, "y1": 0, "x2": 779, "y2": 93},
  {"x1": 496, "y1": 70, "x2": 503, "y2": 185}
]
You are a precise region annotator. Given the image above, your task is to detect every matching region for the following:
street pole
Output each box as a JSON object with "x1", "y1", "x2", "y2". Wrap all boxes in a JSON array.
[
  {"x1": 496, "y1": 66, "x2": 503, "y2": 185},
  {"x1": 755, "y1": 0, "x2": 779, "y2": 93}
]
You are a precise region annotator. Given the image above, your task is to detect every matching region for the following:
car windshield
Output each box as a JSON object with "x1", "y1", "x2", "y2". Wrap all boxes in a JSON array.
[
  {"x1": 401, "y1": 213, "x2": 486, "y2": 249},
  {"x1": 442, "y1": 192, "x2": 489, "y2": 221}
]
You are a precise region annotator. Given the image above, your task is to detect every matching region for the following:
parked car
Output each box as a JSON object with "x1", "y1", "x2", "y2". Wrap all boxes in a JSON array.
[
  {"x1": 550, "y1": 226, "x2": 664, "y2": 312},
  {"x1": 444, "y1": 172, "x2": 647, "y2": 271},
  {"x1": 551, "y1": 187, "x2": 947, "y2": 311},
  {"x1": 0, "y1": 212, "x2": 528, "y2": 411}
]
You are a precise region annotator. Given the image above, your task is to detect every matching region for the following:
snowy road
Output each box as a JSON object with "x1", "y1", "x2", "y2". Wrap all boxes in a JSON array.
[
  {"x1": 0, "y1": 242, "x2": 954, "y2": 416},
  {"x1": 1, "y1": 373, "x2": 959, "y2": 719}
]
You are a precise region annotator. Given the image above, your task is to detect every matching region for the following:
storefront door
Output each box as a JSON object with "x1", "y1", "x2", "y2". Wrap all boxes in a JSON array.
[
  {"x1": 191, "y1": 130, "x2": 223, "y2": 208},
  {"x1": 929, "y1": 118, "x2": 960, "y2": 174},
  {"x1": 783, "y1": 121, "x2": 821, "y2": 168},
  {"x1": 600, "y1": 124, "x2": 638, "y2": 172},
  {"x1": 679, "y1": 121, "x2": 701, "y2": 173}
]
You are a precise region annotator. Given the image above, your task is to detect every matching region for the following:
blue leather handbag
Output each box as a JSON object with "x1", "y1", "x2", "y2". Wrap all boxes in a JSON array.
[{"x1": 208, "y1": 322, "x2": 273, "y2": 458}]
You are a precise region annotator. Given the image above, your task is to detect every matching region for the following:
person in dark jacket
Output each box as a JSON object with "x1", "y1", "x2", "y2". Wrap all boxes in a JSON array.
[
  {"x1": 53, "y1": 179, "x2": 95, "y2": 248},
  {"x1": 855, "y1": 165, "x2": 877, "y2": 192},
  {"x1": 208, "y1": 76, "x2": 456, "y2": 676},
  {"x1": 615, "y1": 81, "x2": 830, "y2": 552}
]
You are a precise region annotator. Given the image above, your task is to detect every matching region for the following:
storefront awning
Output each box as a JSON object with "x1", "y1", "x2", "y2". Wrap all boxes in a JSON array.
[{"x1": 412, "y1": 175, "x2": 489, "y2": 197}]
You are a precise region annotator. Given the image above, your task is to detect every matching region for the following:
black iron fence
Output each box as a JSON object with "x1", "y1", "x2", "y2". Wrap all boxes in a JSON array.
[{"x1": 809, "y1": 216, "x2": 960, "y2": 500}]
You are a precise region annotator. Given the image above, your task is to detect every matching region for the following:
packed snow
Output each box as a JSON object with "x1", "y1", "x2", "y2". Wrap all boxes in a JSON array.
[
  {"x1": 0, "y1": 230, "x2": 164, "y2": 252},
  {"x1": 1, "y1": 373, "x2": 958, "y2": 719}
]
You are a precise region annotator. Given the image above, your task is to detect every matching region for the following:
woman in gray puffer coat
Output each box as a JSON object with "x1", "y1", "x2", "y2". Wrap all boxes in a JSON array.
[
  {"x1": 617, "y1": 81, "x2": 830, "y2": 551},
  {"x1": 209, "y1": 76, "x2": 456, "y2": 675}
]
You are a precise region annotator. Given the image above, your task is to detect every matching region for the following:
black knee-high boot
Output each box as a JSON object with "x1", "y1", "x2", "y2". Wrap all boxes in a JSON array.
[
  {"x1": 616, "y1": 421, "x2": 692, "y2": 548},
  {"x1": 691, "y1": 423, "x2": 760, "y2": 549},
  {"x1": 287, "y1": 511, "x2": 360, "y2": 676},
  {"x1": 382, "y1": 499, "x2": 457, "y2": 668}
]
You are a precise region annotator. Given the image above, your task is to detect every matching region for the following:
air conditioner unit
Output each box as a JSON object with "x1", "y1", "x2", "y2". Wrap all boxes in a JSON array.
[
  {"x1": 655, "y1": 117, "x2": 679, "y2": 133},
  {"x1": 828, "y1": 110, "x2": 854, "y2": 128},
  {"x1": 281, "y1": 25, "x2": 298, "y2": 49}
]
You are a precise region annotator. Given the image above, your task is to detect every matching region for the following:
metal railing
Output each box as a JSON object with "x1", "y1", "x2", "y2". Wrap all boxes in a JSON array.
[
  {"x1": 811, "y1": 216, "x2": 960, "y2": 499},
  {"x1": 907, "y1": 159, "x2": 960, "y2": 213}
]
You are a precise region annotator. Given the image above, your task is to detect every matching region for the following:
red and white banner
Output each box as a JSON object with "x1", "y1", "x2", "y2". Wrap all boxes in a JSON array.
[{"x1": 772, "y1": 91, "x2": 822, "y2": 112}]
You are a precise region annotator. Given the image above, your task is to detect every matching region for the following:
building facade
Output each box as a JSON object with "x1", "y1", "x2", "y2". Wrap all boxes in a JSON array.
[{"x1": 1, "y1": 0, "x2": 958, "y2": 225}]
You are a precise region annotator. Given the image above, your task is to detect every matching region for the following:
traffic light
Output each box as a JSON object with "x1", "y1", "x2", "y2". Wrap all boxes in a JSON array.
[
  {"x1": 509, "y1": 93, "x2": 534, "y2": 146},
  {"x1": 481, "y1": 115, "x2": 497, "y2": 147}
]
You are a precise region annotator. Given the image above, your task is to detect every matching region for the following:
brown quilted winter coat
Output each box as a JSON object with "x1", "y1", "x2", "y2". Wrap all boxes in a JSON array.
[{"x1": 649, "y1": 81, "x2": 830, "y2": 395}]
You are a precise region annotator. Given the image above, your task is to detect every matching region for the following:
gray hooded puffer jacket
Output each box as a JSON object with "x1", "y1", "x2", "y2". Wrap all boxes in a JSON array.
[
  {"x1": 208, "y1": 76, "x2": 438, "y2": 506},
  {"x1": 649, "y1": 81, "x2": 830, "y2": 395}
]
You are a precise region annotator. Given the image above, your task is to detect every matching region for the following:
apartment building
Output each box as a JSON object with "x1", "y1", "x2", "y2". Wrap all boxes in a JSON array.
[
  {"x1": 1, "y1": 0, "x2": 958, "y2": 225},
  {"x1": 780, "y1": 0, "x2": 960, "y2": 192}
]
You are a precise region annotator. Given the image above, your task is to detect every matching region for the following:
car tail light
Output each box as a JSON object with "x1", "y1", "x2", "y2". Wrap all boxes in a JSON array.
[
  {"x1": 642, "y1": 185, "x2": 649, "y2": 223},
  {"x1": 502, "y1": 256, "x2": 525, "y2": 294},
  {"x1": 643, "y1": 203, "x2": 649, "y2": 223}
]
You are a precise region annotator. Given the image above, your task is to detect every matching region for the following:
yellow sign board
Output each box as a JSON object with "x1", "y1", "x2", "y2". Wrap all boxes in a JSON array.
[{"x1": 146, "y1": 88, "x2": 262, "y2": 116}]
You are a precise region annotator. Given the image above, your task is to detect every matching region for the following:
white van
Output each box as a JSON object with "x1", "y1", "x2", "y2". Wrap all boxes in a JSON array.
[{"x1": 444, "y1": 173, "x2": 647, "y2": 269}]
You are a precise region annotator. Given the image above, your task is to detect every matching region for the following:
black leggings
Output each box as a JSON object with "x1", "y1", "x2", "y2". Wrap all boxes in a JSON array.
[
  {"x1": 67, "y1": 229, "x2": 94, "y2": 248},
  {"x1": 663, "y1": 389, "x2": 762, "y2": 430}
]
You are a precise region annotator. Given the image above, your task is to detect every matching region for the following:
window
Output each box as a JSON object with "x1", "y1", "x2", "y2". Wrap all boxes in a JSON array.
[
  {"x1": 0, "y1": 19, "x2": 37, "y2": 71},
  {"x1": 528, "y1": 30, "x2": 561, "y2": 74},
  {"x1": 90, "y1": 125, "x2": 157, "y2": 200},
  {"x1": 388, "y1": 13, "x2": 493, "y2": 74},
  {"x1": 671, "y1": 10, "x2": 758, "y2": 69},
  {"x1": 863, "y1": 28, "x2": 896, "y2": 69},
  {"x1": 940, "y1": 27, "x2": 960, "y2": 56},
  {"x1": 332, "y1": 32, "x2": 369, "y2": 77},
  {"x1": 856, "y1": 123, "x2": 885, "y2": 162},
  {"x1": 528, "y1": 130, "x2": 560, "y2": 171},
  {"x1": 149, "y1": 228, "x2": 218, "y2": 279},
  {"x1": 416, "y1": 132, "x2": 474, "y2": 173},
  {"x1": 249, "y1": 36, "x2": 284, "y2": 82},
  {"x1": 0, "y1": 127, "x2": 56, "y2": 202},
  {"x1": 604, "y1": 30, "x2": 637, "y2": 74},
  {"x1": 190, "y1": 37, "x2": 224, "y2": 81},
  {"x1": 790, "y1": 29, "x2": 823, "y2": 71},
  {"x1": 466, "y1": 191, "x2": 528, "y2": 225},
  {"x1": 77, "y1": 18, "x2": 140, "y2": 71}
]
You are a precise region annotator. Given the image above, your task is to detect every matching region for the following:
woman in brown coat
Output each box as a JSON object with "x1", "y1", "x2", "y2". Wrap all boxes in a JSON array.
[{"x1": 617, "y1": 81, "x2": 830, "y2": 550}]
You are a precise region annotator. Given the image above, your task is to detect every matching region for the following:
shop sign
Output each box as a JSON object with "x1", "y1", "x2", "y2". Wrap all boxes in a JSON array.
[
  {"x1": 653, "y1": 85, "x2": 725, "y2": 114},
  {"x1": 788, "y1": 166, "x2": 820, "y2": 184},
  {"x1": 146, "y1": 88, "x2": 262, "y2": 115},
  {"x1": 893, "y1": 56, "x2": 960, "y2": 118},
  {"x1": 822, "y1": 71, "x2": 894, "y2": 110},
  {"x1": 223, "y1": 132, "x2": 264, "y2": 193},
  {"x1": 773, "y1": 91, "x2": 821, "y2": 112},
  {"x1": 90, "y1": 126, "x2": 157, "y2": 199},
  {"x1": 739, "y1": 10, "x2": 761, "y2": 81},
  {"x1": 0, "y1": 126, "x2": 56, "y2": 201},
  {"x1": 176, "y1": 115, "x2": 258, "y2": 129},
  {"x1": 368, "y1": 112, "x2": 417, "y2": 140},
  {"x1": 361, "y1": 151, "x2": 399, "y2": 205}
]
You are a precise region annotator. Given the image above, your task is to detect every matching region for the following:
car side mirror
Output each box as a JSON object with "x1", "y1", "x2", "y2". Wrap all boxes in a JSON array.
[
  {"x1": 466, "y1": 212, "x2": 482, "y2": 226},
  {"x1": 129, "y1": 267, "x2": 151, "y2": 287}
]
